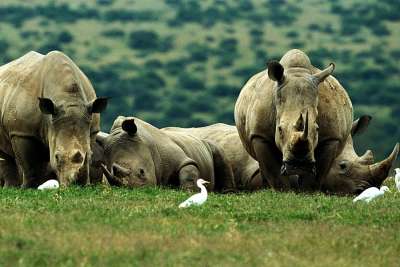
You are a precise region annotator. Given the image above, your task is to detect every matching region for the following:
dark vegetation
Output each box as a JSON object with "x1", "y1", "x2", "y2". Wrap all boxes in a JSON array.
[{"x1": 0, "y1": 0, "x2": 398, "y2": 162}]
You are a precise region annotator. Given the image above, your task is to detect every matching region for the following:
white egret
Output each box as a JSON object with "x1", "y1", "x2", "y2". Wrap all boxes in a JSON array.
[
  {"x1": 353, "y1": 186, "x2": 390, "y2": 203},
  {"x1": 38, "y1": 179, "x2": 59, "y2": 190},
  {"x1": 394, "y1": 168, "x2": 400, "y2": 192},
  {"x1": 179, "y1": 179, "x2": 210, "y2": 208}
]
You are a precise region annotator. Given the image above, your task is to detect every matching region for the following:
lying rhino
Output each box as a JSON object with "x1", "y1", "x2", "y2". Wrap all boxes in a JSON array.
[
  {"x1": 97, "y1": 116, "x2": 235, "y2": 192},
  {"x1": 235, "y1": 49, "x2": 353, "y2": 191},
  {"x1": 322, "y1": 115, "x2": 399, "y2": 195},
  {"x1": 0, "y1": 51, "x2": 107, "y2": 187},
  {"x1": 162, "y1": 124, "x2": 262, "y2": 191},
  {"x1": 161, "y1": 127, "x2": 235, "y2": 191}
]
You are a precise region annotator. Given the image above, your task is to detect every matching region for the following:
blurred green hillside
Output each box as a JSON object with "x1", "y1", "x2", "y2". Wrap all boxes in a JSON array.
[{"x1": 0, "y1": 0, "x2": 399, "y2": 163}]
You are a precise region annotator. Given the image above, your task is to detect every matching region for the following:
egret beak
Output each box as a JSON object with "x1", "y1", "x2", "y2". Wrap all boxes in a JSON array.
[{"x1": 203, "y1": 181, "x2": 210, "y2": 184}]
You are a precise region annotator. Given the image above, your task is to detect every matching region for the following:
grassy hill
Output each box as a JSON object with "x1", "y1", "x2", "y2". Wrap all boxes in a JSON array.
[{"x1": 0, "y1": 0, "x2": 399, "y2": 162}]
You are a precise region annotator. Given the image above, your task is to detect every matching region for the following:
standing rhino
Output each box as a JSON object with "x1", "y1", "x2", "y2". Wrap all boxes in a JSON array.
[
  {"x1": 0, "y1": 51, "x2": 107, "y2": 187},
  {"x1": 322, "y1": 115, "x2": 399, "y2": 195},
  {"x1": 162, "y1": 124, "x2": 262, "y2": 191},
  {"x1": 97, "y1": 116, "x2": 235, "y2": 192},
  {"x1": 0, "y1": 139, "x2": 109, "y2": 187},
  {"x1": 235, "y1": 49, "x2": 353, "y2": 191}
]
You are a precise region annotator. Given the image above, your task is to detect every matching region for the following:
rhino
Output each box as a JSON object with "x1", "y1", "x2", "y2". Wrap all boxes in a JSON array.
[
  {"x1": 0, "y1": 51, "x2": 107, "y2": 188},
  {"x1": 321, "y1": 115, "x2": 399, "y2": 195},
  {"x1": 162, "y1": 123, "x2": 262, "y2": 191},
  {"x1": 0, "y1": 139, "x2": 108, "y2": 187},
  {"x1": 235, "y1": 49, "x2": 353, "y2": 191},
  {"x1": 97, "y1": 116, "x2": 235, "y2": 192},
  {"x1": 164, "y1": 119, "x2": 399, "y2": 195}
]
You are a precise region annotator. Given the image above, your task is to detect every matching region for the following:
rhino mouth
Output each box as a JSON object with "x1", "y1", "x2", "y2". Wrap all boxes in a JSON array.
[{"x1": 281, "y1": 159, "x2": 316, "y2": 177}]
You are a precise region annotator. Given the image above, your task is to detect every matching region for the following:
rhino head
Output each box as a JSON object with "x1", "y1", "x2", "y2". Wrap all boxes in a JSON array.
[
  {"x1": 268, "y1": 60, "x2": 335, "y2": 179},
  {"x1": 97, "y1": 116, "x2": 157, "y2": 187},
  {"x1": 322, "y1": 115, "x2": 399, "y2": 195},
  {"x1": 39, "y1": 96, "x2": 108, "y2": 186}
]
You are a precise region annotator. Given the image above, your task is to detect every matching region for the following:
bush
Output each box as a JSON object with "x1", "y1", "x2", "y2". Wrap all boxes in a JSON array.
[
  {"x1": 0, "y1": 38, "x2": 9, "y2": 52},
  {"x1": 128, "y1": 30, "x2": 160, "y2": 50},
  {"x1": 178, "y1": 73, "x2": 205, "y2": 91},
  {"x1": 186, "y1": 43, "x2": 210, "y2": 62},
  {"x1": 58, "y1": 30, "x2": 73, "y2": 44}
]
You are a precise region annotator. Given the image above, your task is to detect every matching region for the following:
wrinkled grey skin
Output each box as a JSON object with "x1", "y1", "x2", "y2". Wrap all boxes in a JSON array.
[
  {"x1": 0, "y1": 51, "x2": 107, "y2": 188},
  {"x1": 322, "y1": 115, "x2": 399, "y2": 195},
  {"x1": 97, "y1": 116, "x2": 235, "y2": 192},
  {"x1": 235, "y1": 49, "x2": 353, "y2": 191},
  {"x1": 161, "y1": 127, "x2": 236, "y2": 192},
  {"x1": 162, "y1": 124, "x2": 262, "y2": 191}
]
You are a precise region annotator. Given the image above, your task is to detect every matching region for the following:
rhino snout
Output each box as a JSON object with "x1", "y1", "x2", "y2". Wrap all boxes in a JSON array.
[
  {"x1": 281, "y1": 159, "x2": 316, "y2": 177},
  {"x1": 71, "y1": 150, "x2": 84, "y2": 164}
]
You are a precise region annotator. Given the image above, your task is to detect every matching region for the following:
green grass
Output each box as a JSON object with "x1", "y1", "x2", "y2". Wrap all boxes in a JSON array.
[{"x1": 1, "y1": 181, "x2": 400, "y2": 267}]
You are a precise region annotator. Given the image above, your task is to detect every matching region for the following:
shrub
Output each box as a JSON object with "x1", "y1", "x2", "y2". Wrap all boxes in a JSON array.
[
  {"x1": 58, "y1": 30, "x2": 73, "y2": 44},
  {"x1": 128, "y1": 30, "x2": 160, "y2": 50},
  {"x1": 178, "y1": 73, "x2": 205, "y2": 91}
]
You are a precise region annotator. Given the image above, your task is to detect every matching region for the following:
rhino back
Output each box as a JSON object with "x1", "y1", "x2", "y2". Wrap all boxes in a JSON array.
[
  {"x1": 161, "y1": 129, "x2": 215, "y2": 185},
  {"x1": 0, "y1": 51, "x2": 45, "y2": 156},
  {"x1": 162, "y1": 124, "x2": 259, "y2": 188},
  {"x1": 0, "y1": 51, "x2": 99, "y2": 142}
]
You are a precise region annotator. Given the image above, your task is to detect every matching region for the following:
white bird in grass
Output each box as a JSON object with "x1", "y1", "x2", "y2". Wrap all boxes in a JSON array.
[
  {"x1": 179, "y1": 179, "x2": 210, "y2": 208},
  {"x1": 38, "y1": 179, "x2": 59, "y2": 190},
  {"x1": 353, "y1": 186, "x2": 390, "y2": 203},
  {"x1": 394, "y1": 168, "x2": 400, "y2": 192}
]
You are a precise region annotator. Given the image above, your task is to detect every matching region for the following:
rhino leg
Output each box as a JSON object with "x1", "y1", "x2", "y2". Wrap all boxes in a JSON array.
[
  {"x1": 313, "y1": 140, "x2": 340, "y2": 191},
  {"x1": 252, "y1": 137, "x2": 291, "y2": 190},
  {"x1": 11, "y1": 136, "x2": 49, "y2": 188},
  {"x1": 178, "y1": 164, "x2": 200, "y2": 191},
  {"x1": 0, "y1": 156, "x2": 21, "y2": 187},
  {"x1": 244, "y1": 170, "x2": 264, "y2": 191},
  {"x1": 207, "y1": 141, "x2": 236, "y2": 193}
]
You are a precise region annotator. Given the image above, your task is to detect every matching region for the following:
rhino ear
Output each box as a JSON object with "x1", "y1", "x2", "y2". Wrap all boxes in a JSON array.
[
  {"x1": 122, "y1": 119, "x2": 137, "y2": 136},
  {"x1": 38, "y1": 97, "x2": 56, "y2": 115},
  {"x1": 267, "y1": 60, "x2": 284, "y2": 83},
  {"x1": 351, "y1": 115, "x2": 372, "y2": 136},
  {"x1": 88, "y1": 97, "x2": 109, "y2": 114}
]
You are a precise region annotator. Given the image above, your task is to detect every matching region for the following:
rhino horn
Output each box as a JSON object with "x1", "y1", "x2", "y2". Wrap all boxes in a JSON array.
[
  {"x1": 301, "y1": 111, "x2": 309, "y2": 141},
  {"x1": 112, "y1": 163, "x2": 131, "y2": 177},
  {"x1": 100, "y1": 164, "x2": 123, "y2": 186},
  {"x1": 368, "y1": 143, "x2": 399, "y2": 186},
  {"x1": 358, "y1": 150, "x2": 374, "y2": 165},
  {"x1": 313, "y1": 63, "x2": 335, "y2": 84}
]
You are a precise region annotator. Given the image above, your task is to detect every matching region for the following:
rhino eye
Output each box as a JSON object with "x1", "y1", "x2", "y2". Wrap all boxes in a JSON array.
[
  {"x1": 139, "y1": 168, "x2": 145, "y2": 175},
  {"x1": 339, "y1": 161, "x2": 347, "y2": 170},
  {"x1": 278, "y1": 125, "x2": 283, "y2": 135}
]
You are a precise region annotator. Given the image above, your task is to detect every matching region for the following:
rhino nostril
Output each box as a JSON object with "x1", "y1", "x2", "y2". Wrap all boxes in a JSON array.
[
  {"x1": 71, "y1": 151, "x2": 84, "y2": 164},
  {"x1": 55, "y1": 152, "x2": 61, "y2": 163}
]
